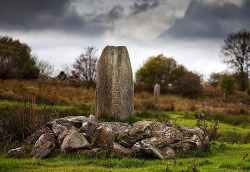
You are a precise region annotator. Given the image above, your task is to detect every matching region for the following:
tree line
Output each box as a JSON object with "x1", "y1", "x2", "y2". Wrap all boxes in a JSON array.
[{"x1": 0, "y1": 29, "x2": 249, "y2": 97}]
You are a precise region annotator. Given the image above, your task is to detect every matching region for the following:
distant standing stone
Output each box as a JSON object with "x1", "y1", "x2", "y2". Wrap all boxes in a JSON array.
[
  {"x1": 95, "y1": 46, "x2": 134, "y2": 120},
  {"x1": 154, "y1": 83, "x2": 160, "y2": 101}
]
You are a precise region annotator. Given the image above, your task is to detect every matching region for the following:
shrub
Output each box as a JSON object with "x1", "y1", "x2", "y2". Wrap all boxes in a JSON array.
[{"x1": 219, "y1": 74, "x2": 235, "y2": 94}]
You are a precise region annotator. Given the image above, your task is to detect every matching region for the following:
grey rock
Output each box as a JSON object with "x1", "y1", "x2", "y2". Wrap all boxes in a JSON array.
[
  {"x1": 64, "y1": 116, "x2": 88, "y2": 128},
  {"x1": 7, "y1": 147, "x2": 26, "y2": 157},
  {"x1": 119, "y1": 134, "x2": 138, "y2": 148},
  {"x1": 143, "y1": 137, "x2": 170, "y2": 148},
  {"x1": 81, "y1": 115, "x2": 99, "y2": 142},
  {"x1": 151, "y1": 122, "x2": 183, "y2": 144},
  {"x1": 52, "y1": 123, "x2": 67, "y2": 136},
  {"x1": 165, "y1": 120, "x2": 173, "y2": 127},
  {"x1": 95, "y1": 46, "x2": 134, "y2": 120},
  {"x1": 99, "y1": 122, "x2": 131, "y2": 138},
  {"x1": 177, "y1": 125, "x2": 204, "y2": 140},
  {"x1": 132, "y1": 140, "x2": 164, "y2": 159},
  {"x1": 154, "y1": 83, "x2": 160, "y2": 101},
  {"x1": 129, "y1": 121, "x2": 152, "y2": 140},
  {"x1": 113, "y1": 142, "x2": 132, "y2": 157},
  {"x1": 180, "y1": 135, "x2": 202, "y2": 149},
  {"x1": 31, "y1": 133, "x2": 56, "y2": 159},
  {"x1": 93, "y1": 124, "x2": 115, "y2": 148},
  {"x1": 60, "y1": 129, "x2": 90, "y2": 152}
]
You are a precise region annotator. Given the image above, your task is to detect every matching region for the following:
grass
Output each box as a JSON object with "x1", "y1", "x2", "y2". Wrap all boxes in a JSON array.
[{"x1": 0, "y1": 143, "x2": 249, "y2": 171}]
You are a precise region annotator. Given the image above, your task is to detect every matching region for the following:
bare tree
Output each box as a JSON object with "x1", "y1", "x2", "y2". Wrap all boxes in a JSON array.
[
  {"x1": 37, "y1": 60, "x2": 54, "y2": 79},
  {"x1": 221, "y1": 29, "x2": 250, "y2": 91},
  {"x1": 72, "y1": 47, "x2": 98, "y2": 84}
]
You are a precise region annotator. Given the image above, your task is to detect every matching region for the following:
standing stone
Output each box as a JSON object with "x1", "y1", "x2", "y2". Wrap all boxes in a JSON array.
[
  {"x1": 154, "y1": 83, "x2": 160, "y2": 101},
  {"x1": 95, "y1": 46, "x2": 134, "y2": 120}
]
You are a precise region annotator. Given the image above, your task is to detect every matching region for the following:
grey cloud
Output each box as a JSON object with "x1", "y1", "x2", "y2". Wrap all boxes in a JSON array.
[
  {"x1": 0, "y1": 0, "x2": 85, "y2": 32},
  {"x1": 161, "y1": 0, "x2": 250, "y2": 39},
  {"x1": 131, "y1": 0, "x2": 162, "y2": 14}
]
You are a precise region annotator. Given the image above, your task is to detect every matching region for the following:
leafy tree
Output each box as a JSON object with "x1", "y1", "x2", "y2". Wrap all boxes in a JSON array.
[
  {"x1": 37, "y1": 60, "x2": 54, "y2": 79},
  {"x1": 221, "y1": 29, "x2": 250, "y2": 91},
  {"x1": 219, "y1": 74, "x2": 235, "y2": 94},
  {"x1": 135, "y1": 54, "x2": 177, "y2": 91},
  {"x1": 57, "y1": 71, "x2": 67, "y2": 81},
  {"x1": 72, "y1": 47, "x2": 98, "y2": 84},
  {"x1": 172, "y1": 65, "x2": 203, "y2": 97},
  {"x1": 208, "y1": 72, "x2": 221, "y2": 88},
  {"x1": 0, "y1": 36, "x2": 39, "y2": 79}
]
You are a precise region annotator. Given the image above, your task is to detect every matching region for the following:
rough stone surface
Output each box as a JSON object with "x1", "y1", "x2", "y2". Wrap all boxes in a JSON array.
[
  {"x1": 177, "y1": 125, "x2": 204, "y2": 140},
  {"x1": 95, "y1": 46, "x2": 134, "y2": 120},
  {"x1": 129, "y1": 121, "x2": 152, "y2": 140},
  {"x1": 119, "y1": 134, "x2": 138, "y2": 148},
  {"x1": 154, "y1": 83, "x2": 160, "y2": 101},
  {"x1": 60, "y1": 129, "x2": 90, "y2": 152},
  {"x1": 132, "y1": 140, "x2": 164, "y2": 159},
  {"x1": 151, "y1": 123, "x2": 183, "y2": 144},
  {"x1": 93, "y1": 124, "x2": 115, "y2": 148},
  {"x1": 180, "y1": 135, "x2": 201, "y2": 149},
  {"x1": 100, "y1": 122, "x2": 131, "y2": 138},
  {"x1": 172, "y1": 142, "x2": 190, "y2": 154},
  {"x1": 113, "y1": 142, "x2": 132, "y2": 157},
  {"x1": 143, "y1": 137, "x2": 170, "y2": 148},
  {"x1": 52, "y1": 123, "x2": 68, "y2": 136},
  {"x1": 81, "y1": 115, "x2": 99, "y2": 142},
  {"x1": 64, "y1": 116, "x2": 88, "y2": 128},
  {"x1": 165, "y1": 120, "x2": 173, "y2": 127},
  {"x1": 7, "y1": 147, "x2": 27, "y2": 157},
  {"x1": 31, "y1": 133, "x2": 56, "y2": 159},
  {"x1": 159, "y1": 147, "x2": 175, "y2": 159}
]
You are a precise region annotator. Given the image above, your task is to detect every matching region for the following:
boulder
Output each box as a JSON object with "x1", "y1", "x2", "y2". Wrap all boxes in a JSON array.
[
  {"x1": 118, "y1": 134, "x2": 138, "y2": 148},
  {"x1": 99, "y1": 122, "x2": 131, "y2": 138},
  {"x1": 93, "y1": 124, "x2": 115, "y2": 148},
  {"x1": 151, "y1": 123, "x2": 183, "y2": 144},
  {"x1": 60, "y1": 129, "x2": 90, "y2": 152},
  {"x1": 25, "y1": 127, "x2": 52, "y2": 145},
  {"x1": 177, "y1": 125, "x2": 204, "y2": 140},
  {"x1": 81, "y1": 115, "x2": 99, "y2": 142},
  {"x1": 132, "y1": 140, "x2": 164, "y2": 159},
  {"x1": 113, "y1": 142, "x2": 132, "y2": 157},
  {"x1": 52, "y1": 123, "x2": 68, "y2": 136},
  {"x1": 172, "y1": 142, "x2": 190, "y2": 154},
  {"x1": 95, "y1": 46, "x2": 134, "y2": 120},
  {"x1": 159, "y1": 147, "x2": 175, "y2": 159},
  {"x1": 64, "y1": 116, "x2": 88, "y2": 128},
  {"x1": 31, "y1": 133, "x2": 56, "y2": 159},
  {"x1": 143, "y1": 137, "x2": 170, "y2": 148},
  {"x1": 7, "y1": 147, "x2": 26, "y2": 157},
  {"x1": 129, "y1": 121, "x2": 152, "y2": 140}
]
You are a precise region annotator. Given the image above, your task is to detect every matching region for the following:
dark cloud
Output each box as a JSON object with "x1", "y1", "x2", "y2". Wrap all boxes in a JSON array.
[
  {"x1": 108, "y1": 6, "x2": 124, "y2": 20},
  {"x1": 131, "y1": 0, "x2": 162, "y2": 14},
  {"x1": 161, "y1": 0, "x2": 250, "y2": 39},
  {"x1": 0, "y1": 0, "x2": 85, "y2": 32}
]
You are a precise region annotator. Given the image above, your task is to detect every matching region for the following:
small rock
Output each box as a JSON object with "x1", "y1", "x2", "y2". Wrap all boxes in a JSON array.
[
  {"x1": 7, "y1": 147, "x2": 26, "y2": 157},
  {"x1": 132, "y1": 140, "x2": 164, "y2": 159},
  {"x1": 113, "y1": 142, "x2": 132, "y2": 157},
  {"x1": 180, "y1": 135, "x2": 201, "y2": 149},
  {"x1": 60, "y1": 129, "x2": 90, "y2": 152},
  {"x1": 52, "y1": 123, "x2": 67, "y2": 136},
  {"x1": 119, "y1": 134, "x2": 138, "y2": 148},
  {"x1": 31, "y1": 133, "x2": 56, "y2": 159},
  {"x1": 143, "y1": 137, "x2": 170, "y2": 148},
  {"x1": 159, "y1": 147, "x2": 175, "y2": 159},
  {"x1": 64, "y1": 116, "x2": 88, "y2": 128},
  {"x1": 164, "y1": 120, "x2": 173, "y2": 127}
]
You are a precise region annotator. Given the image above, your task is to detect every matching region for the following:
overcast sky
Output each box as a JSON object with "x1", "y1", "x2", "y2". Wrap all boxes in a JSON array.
[{"x1": 0, "y1": 0, "x2": 249, "y2": 80}]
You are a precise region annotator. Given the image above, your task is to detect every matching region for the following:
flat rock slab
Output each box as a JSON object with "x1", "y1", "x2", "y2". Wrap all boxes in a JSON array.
[
  {"x1": 95, "y1": 46, "x2": 134, "y2": 120},
  {"x1": 7, "y1": 147, "x2": 27, "y2": 157}
]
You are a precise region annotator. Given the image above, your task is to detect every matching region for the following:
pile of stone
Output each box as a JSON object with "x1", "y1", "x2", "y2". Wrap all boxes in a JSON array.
[{"x1": 8, "y1": 115, "x2": 205, "y2": 159}]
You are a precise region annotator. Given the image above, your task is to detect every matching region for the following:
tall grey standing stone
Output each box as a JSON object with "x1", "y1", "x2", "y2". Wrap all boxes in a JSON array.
[
  {"x1": 95, "y1": 46, "x2": 134, "y2": 120},
  {"x1": 154, "y1": 83, "x2": 160, "y2": 101}
]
